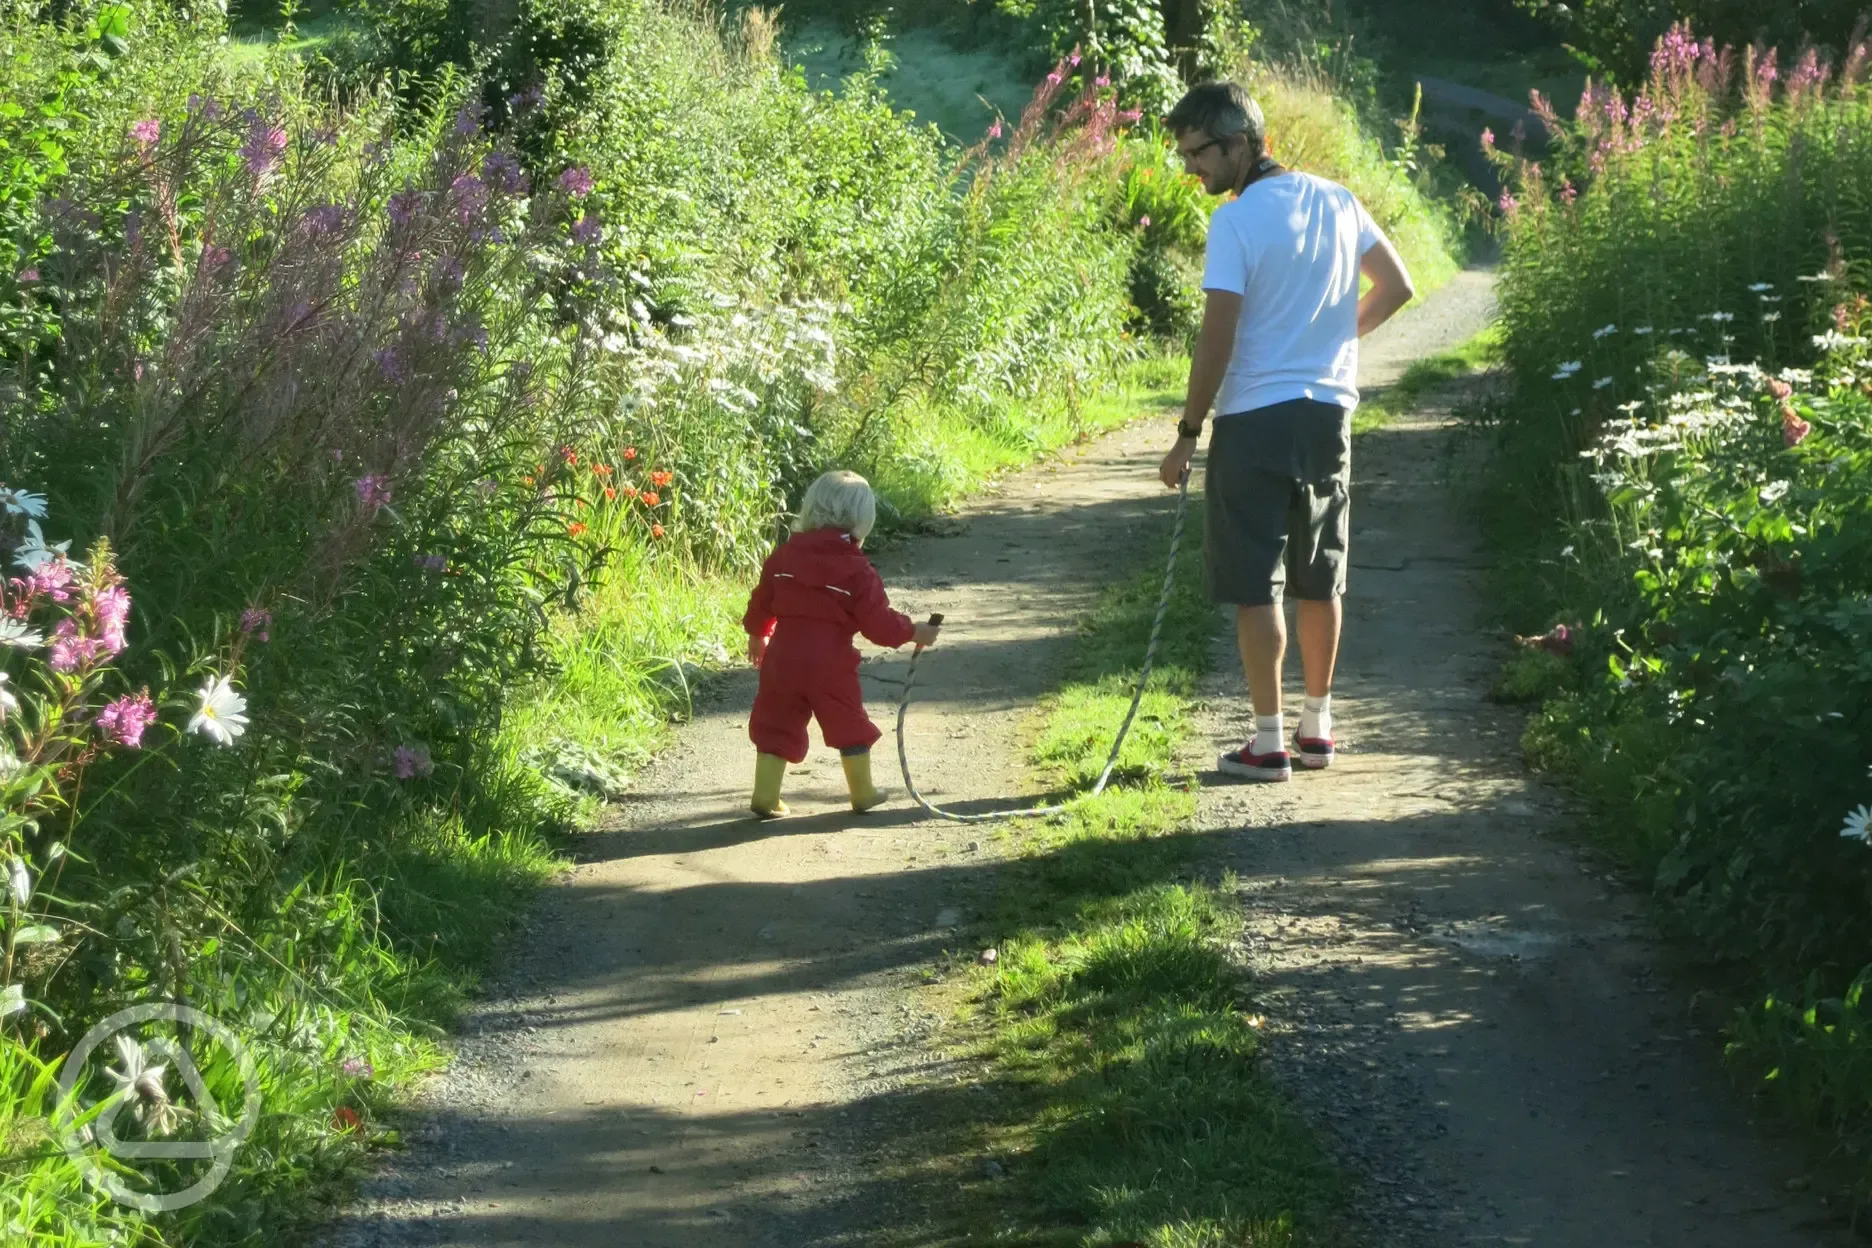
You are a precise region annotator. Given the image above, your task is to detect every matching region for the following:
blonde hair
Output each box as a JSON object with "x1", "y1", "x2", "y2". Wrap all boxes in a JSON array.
[{"x1": 793, "y1": 470, "x2": 877, "y2": 540}]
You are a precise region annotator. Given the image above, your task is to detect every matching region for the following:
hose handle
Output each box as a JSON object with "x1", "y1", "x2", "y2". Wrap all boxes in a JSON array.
[{"x1": 915, "y1": 612, "x2": 943, "y2": 654}]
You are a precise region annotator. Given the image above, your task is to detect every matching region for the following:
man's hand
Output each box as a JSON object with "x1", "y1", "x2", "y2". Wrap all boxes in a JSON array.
[
  {"x1": 747, "y1": 634, "x2": 767, "y2": 667},
  {"x1": 1160, "y1": 438, "x2": 1196, "y2": 489},
  {"x1": 912, "y1": 621, "x2": 942, "y2": 649}
]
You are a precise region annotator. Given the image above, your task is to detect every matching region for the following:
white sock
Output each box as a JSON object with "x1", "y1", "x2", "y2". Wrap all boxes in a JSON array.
[
  {"x1": 1300, "y1": 694, "x2": 1332, "y2": 742},
  {"x1": 1252, "y1": 713, "x2": 1285, "y2": 756}
]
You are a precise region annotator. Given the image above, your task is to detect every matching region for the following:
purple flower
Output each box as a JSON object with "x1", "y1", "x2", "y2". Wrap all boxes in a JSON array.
[
  {"x1": 199, "y1": 245, "x2": 231, "y2": 277},
  {"x1": 97, "y1": 692, "x2": 158, "y2": 749},
  {"x1": 557, "y1": 166, "x2": 594, "y2": 197},
  {"x1": 375, "y1": 346, "x2": 409, "y2": 384},
  {"x1": 1118, "y1": 109, "x2": 1142, "y2": 124},
  {"x1": 482, "y1": 151, "x2": 530, "y2": 195},
  {"x1": 413, "y1": 552, "x2": 447, "y2": 572},
  {"x1": 454, "y1": 105, "x2": 481, "y2": 137},
  {"x1": 240, "y1": 607, "x2": 272, "y2": 642},
  {"x1": 450, "y1": 173, "x2": 487, "y2": 224},
  {"x1": 508, "y1": 84, "x2": 544, "y2": 115},
  {"x1": 393, "y1": 744, "x2": 433, "y2": 780},
  {"x1": 354, "y1": 474, "x2": 393, "y2": 513},
  {"x1": 570, "y1": 211, "x2": 602, "y2": 244},
  {"x1": 387, "y1": 191, "x2": 422, "y2": 228},
  {"x1": 339, "y1": 1056, "x2": 375, "y2": 1079},
  {"x1": 188, "y1": 94, "x2": 224, "y2": 120},
  {"x1": 130, "y1": 118, "x2": 161, "y2": 149},
  {"x1": 241, "y1": 124, "x2": 288, "y2": 176},
  {"x1": 17, "y1": 268, "x2": 37, "y2": 283},
  {"x1": 305, "y1": 204, "x2": 347, "y2": 236}
]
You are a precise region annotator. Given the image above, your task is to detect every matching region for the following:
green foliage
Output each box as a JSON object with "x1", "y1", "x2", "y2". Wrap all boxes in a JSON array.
[
  {"x1": 0, "y1": 0, "x2": 1158, "y2": 1241},
  {"x1": 1514, "y1": 0, "x2": 1870, "y2": 84},
  {"x1": 1486, "y1": 24, "x2": 1872, "y2": 1185}
]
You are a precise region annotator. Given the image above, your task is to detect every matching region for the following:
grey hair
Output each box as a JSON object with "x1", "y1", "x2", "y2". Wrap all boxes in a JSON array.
[
  {"x1": 1165, "y1": 81, "x2": 1267, "y2": 155},
  {"x1": 793, "y1": 469, "x2": 878, "y2": 540}
]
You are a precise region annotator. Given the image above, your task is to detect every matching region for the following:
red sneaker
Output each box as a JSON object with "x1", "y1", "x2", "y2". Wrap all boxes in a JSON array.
[
  {"x1": 1218, "y1": 743, "x2": 1292, "y2": 782},
  {"x1": 1295, "y1": 733, "x2": 1334, "y2": 770}
]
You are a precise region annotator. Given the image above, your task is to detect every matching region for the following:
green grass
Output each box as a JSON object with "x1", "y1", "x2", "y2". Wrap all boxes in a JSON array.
[
  {"x1": 888, "y1": 513, "x2": 1343, "y2": 1245},
  {"x1": 1353, "y1": 323, "x2": 1501, "y2": 433}
]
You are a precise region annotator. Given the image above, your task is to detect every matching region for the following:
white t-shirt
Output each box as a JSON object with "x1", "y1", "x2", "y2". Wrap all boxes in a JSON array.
[{"x1": 1201, "y1": 171, "x2": 1387, "y2": 416}]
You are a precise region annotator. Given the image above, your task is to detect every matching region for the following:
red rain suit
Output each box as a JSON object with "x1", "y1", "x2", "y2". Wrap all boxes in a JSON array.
[{"x1": 743, "y1": 527, "x2": 916, "y2": 763}]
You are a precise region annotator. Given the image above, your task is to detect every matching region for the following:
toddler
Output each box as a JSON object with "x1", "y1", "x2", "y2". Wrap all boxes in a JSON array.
[{"x1": 743, "y1": 470, "x2": 940, "y2": 818}]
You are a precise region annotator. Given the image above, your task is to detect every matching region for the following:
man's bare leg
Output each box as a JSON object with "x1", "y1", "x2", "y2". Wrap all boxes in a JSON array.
[
  {"x1": 1236, "y1": 603, "x2": 1285, "y2": 716},
  {"x1": 1295, "y1": 597, "x2": 1342, "y2": 698}
]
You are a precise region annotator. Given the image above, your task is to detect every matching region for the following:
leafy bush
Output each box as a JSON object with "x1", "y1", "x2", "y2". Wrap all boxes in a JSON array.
[
  {"x1": 0, "y1": 1, "x2": 1150, "y2": 1240},
  {"x1": 1487, "y1": 21, "x2": 1872, "y2": 1177}
]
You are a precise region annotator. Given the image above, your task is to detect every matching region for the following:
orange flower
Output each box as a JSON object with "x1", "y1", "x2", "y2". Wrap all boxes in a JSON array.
[
  {"x1": 624, "y1": 486, "x2": 639, "y2": 499},
  {"x1": 603, "y1": 486, "x2": 617, "y2": 501},
  {"x1": 521, "y1": 474, "x2": 535, "y2": 487},
  {"x1": 333, "y1": 1106, "x2": 362, "y2": 1133},
  {"x1": 623, "y1": 446, "x2": 638, "y2": 460},
  {"x1": 640, "y1": 490, "x2": 660, "y2": 506},
  {"x1": 650, "y1": 469, "x2": 673, "y2": 488},
  {"x1": 592, "y1": 463, "x2": 613, "y2": 477},
  {"x1": 567, "y1": 521, "x2": 588, "y2": 537},
  {"x1": 651, "y1": 523, "x2": 665, "y2": 538},
  {"x1": 560, "y1": 445, "x2": 578, "y2": 466}
]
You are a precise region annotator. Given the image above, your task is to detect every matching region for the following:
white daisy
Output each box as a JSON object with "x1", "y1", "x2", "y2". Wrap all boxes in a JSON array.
[
  {"x1": 103, "y1": 1033, "x2": 179, "y2": 1135},
  {"x1": 0, "y1": 672, "x2": 16, "y2": 721},
  {"x1": 0, "y1": 488, "x2": 47, "y2": 519},
  {"x1": 8, "y1": 856, "x2": 28, "y2": 906},
  {"x1": 188, "y1": 675, "x2": 249, "y2": 746},
  {"x1": 1748, "y1": 282, "x2": 1775, "y2": 293},
  {"x1": 12, "y1": 520, "x2": 70, "y2": 572},
  {"x1": 1842, "y1": 804, "x2": 1872, "y2": 843},
  {"x1": 0, "y1": 619, "x2": 44, "y2": 650},
  {"x1": 1593, "y1": 376, "x2": 1613, "y2": 390},
  {"x1": 1551, "y1": 361, "x2": 1582, "y2": 380},
  {"x1": 1592, "y1": 323, "x2": 1618, "y2": 340},
  {"x1": 1758, "y1": 480, "x2": 1790, "y2": 503}
]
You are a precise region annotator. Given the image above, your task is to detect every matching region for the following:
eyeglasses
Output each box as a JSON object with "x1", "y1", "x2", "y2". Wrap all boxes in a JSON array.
[{"x1": 1177, "y1": 137, "x2": 1226, "y2": 165}]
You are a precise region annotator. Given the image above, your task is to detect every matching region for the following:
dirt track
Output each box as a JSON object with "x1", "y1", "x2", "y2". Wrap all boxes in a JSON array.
[{"x1": 317, "y1": 269, "x2": 1850, "y2": 1247}]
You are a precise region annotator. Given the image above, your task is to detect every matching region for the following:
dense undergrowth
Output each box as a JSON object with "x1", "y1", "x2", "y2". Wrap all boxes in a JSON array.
[
  {"x1": 1483, "y1": 21, "x2": 1872, "y2": 1192},
  {"x1": 0, "y1": 0, "x2": 1188, "y2": 1241}
]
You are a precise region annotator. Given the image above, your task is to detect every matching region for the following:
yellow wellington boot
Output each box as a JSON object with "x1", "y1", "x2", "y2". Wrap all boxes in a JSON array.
[
  {"x1": 841, "y1": 749, "x2": 891, "y2": 813},
  {"x1": 750, "y1": 752, "x2": 790, "y2": 820}
]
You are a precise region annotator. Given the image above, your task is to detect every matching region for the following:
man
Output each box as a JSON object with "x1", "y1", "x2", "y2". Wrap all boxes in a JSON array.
[{"x1": 1157, "y1": 81, "x2": 1415, "y2": 783}]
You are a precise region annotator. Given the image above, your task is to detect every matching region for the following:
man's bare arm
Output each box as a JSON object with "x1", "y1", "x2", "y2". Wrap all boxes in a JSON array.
[
  {"x1": 1184, "y1": 288, "x2": 1243, "y2": 427},
  {"x1": 1159, "y1": 289, "x2": 1242, "y2": 488},
  {"x1": 1357, "y1": 236, "x2": 1415, "y2": 338}
]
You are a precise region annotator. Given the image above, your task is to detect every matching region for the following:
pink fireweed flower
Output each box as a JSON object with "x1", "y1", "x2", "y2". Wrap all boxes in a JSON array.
[
  {"x1": 1118, "y1": 109, "x2": 1142, "y2": 123},
  {"x1": 1069, "y1": 53, "x2": 1081, "y2": 67},
  {"x1": 1047, "y1": 71, "x2": 1063, "y2": 85},
  {"x1": 130, "y1": 118, "x2": 160, "y2": 150},
  {"x1": 92, "y1": 585, "x2": 131, "y2": 652},
  {"x1": 48, "y1": 619, "x2": 109, "y2": 673},
  {"x1": 393, "y1": 744, "x2": 433, "y2": 780},
  {"x1": 1480, "y1": 127, "x2": 1495, "y2": 150},
  {"x1": 557, "y1": 166, "x2": 594, "y2": 197},
  {"x1": 1498, "y1": 189, "x2": 1519, "y2": 218},
  {"x1": 1139, "y1": 215, "x2": 1151, "y2": 228},
  {"x1": 28, "y1": 559, "x2": 75, "y2": 604},
  {"x1": 1782, "y1": 404, "x2": 1813, "y2": 446},
  {"x1": 988, "y1": 120, "x2": 1003, "y2": 139},
  {"x1": 1095, "y1": 75, "x2": 1110, "y2": 88},
  {"x1": 17, "y1": 268, "x2": 37, "y2": 283},
  {"x1": 354, "y1": 474, "x2": 393, "y2": 513},
  {"x1": 1559, "y1": 179, "x2": 1578, "y2": 204},
  {"x1": 1766, "y1": 377, "x2": 1794, "y2": 400},
  {"x1": 240, "y1": 607, "x2": 272, "y2": 642},
  {"x1": 97, "y1": 691, "x2": 158, "y2": 749}
]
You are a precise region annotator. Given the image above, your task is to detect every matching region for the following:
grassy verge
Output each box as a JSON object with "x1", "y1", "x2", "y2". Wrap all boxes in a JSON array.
[
  {"x1": 1353, "y1": 325, "x2": 1501, "y2": 434},
  {"x1": 885, "y1": 509, "x2": 1341, "y2": 1245}
]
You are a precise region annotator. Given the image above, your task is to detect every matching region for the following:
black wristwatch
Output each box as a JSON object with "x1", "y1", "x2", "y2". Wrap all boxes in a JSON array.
[{"x1": 1176, "y1": 417, "x2": 1203, "y2": 440}]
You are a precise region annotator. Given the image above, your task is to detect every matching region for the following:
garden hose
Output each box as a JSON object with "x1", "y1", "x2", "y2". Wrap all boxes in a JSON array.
[{"x1": 894, "y1": 468, "x2": 1191, "y2": 823}]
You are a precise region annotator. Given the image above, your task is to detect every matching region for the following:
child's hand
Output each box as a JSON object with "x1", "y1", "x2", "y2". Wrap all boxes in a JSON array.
[
  {"x1": 747, "y1": 635, "x2": 768, "y2": 667},
  {"x1": 912, "y1": 621, "x2": 941, "y2": 648}
]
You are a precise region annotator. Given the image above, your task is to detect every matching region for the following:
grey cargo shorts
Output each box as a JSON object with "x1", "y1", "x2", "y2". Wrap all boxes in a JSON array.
[{"x1": 1203, "y1": 397, "x2": 1351, "y2": 607}]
